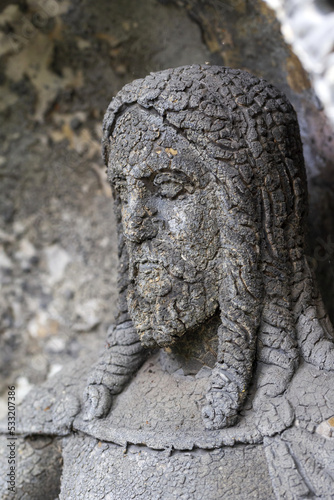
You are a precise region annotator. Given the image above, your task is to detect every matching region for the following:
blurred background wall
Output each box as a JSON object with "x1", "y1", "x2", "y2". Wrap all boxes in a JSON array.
[{"x1": 0, "y1": 0, "x2": 333, "y2": 416}]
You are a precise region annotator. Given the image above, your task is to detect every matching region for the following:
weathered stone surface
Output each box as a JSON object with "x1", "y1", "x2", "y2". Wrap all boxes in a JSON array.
[
  {"x1": 264, "y1": 428, "x2": 334, "y2": 500},
  {"x1": 1, "y1": 32, "x2": 334, "y2": 495},
  {"x1": 4, "y1": 64, "x2": 332, "y2": 498},
  {"x1": 3, "y1": 342, "x2": 333, "y2": 498},
  {"x1": 8, "y1": 348, "x2": 334, "y2": 450},
  {"x1": 0, "y1": 435, "x2": 62, "y2": 500},
  {"x1": 1, "y1": 0, "x2": 333, "y2": 425},
  {"x1": 167, "y1": 0, "x2": 334, "y2": 322},
  {"x1": 85, "y1": 65, "x2": 334, "y2": 436},
  {"x1": 60, "y1": 434, "x2": 274, "y2": 500}
]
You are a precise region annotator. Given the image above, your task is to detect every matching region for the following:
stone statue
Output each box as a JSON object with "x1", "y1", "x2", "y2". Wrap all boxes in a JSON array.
[
  {"x1": 1, "y1": 65, "x2": 333, "y2": 499},
  {"x1": 85, "y1": 64, "x2": 334, "y2": 435}
]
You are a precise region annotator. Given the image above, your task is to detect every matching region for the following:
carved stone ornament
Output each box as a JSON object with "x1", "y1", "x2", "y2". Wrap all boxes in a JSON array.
[{"x1": 1, "y1": 65, "x2": 334, "y2": 499}]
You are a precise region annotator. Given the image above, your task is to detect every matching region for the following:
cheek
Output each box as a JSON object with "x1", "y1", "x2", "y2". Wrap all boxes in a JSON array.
[
  {"x1": 165, "y1": 196, "x2": 213, "y2": 237},
  {"x1": 164, "y1": 197, "x2": 219, "y2": 265}
]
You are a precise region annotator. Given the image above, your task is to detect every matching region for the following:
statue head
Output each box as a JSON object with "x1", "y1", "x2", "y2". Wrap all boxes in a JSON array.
[
  {"x1": 106, "y1": 105, "x2": 222, "y2": 348},
  {"x1": 102, "y1": 65, "x2": 308, "y2": 359},
  {"x1": 82, "y1": 64, "x2": 334, "y2": 433}
]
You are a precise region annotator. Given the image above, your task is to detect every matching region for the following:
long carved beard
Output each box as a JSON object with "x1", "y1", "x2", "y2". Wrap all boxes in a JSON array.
[{"x1": 126, "y1": 245, "x2": 219, "y2": 348}]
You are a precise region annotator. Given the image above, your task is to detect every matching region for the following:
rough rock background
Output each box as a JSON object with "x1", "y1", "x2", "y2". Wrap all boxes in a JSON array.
[{"x1": 0, "y1": 0, "x2": 333, "y2": 423}]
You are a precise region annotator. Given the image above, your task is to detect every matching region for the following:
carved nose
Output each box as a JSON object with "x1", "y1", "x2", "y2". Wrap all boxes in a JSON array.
[{"x1": 122, "y1": 197, "x2": 158, "y2": 243}]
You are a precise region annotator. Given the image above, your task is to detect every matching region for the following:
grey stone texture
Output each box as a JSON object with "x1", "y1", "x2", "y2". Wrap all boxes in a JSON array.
[
  {"x1": 0, "y1": 435, "x2": 62, "y2": 500},
  {"x1": 86, "y1": 65, "x2": 334, "y2": 435},
  {"x1": 167, "y1": 0, "x2": 334, "y2": 324},
  {"x1": 60, "y1": 435, "x2": 274, "y2": 500},
  {"x1": 0, "y1": 1, "x2": 334, "y2": 499},
  {"x1": 1, "y1": 65, "x2": 333, "y2": 499},
  {"x1": 1, "y1": 350, "x2": 333, "y2": 498}
]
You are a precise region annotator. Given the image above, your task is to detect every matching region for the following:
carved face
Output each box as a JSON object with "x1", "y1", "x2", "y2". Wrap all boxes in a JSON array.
[{"x1": 109, "y1": 107, "x2": 221, "y2": 348}]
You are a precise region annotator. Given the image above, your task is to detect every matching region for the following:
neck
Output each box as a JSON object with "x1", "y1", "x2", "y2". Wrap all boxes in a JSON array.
[{"x1": 159, "y1": 309, "x2": 220, "y2": 375}]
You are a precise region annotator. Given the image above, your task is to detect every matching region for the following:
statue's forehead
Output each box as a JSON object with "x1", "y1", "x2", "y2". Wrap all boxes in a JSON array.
[
  {"x1": 112, "y1": 106, "x2": 165, "y2": 144},
  {"x1": 109, "y1": 107, "x2": 208, "y2": 182}
]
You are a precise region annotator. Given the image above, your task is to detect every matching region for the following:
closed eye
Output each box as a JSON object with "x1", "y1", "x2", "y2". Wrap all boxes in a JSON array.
[{"x1": 153, "y1": 171, "x2": 195, "y2": 199}]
